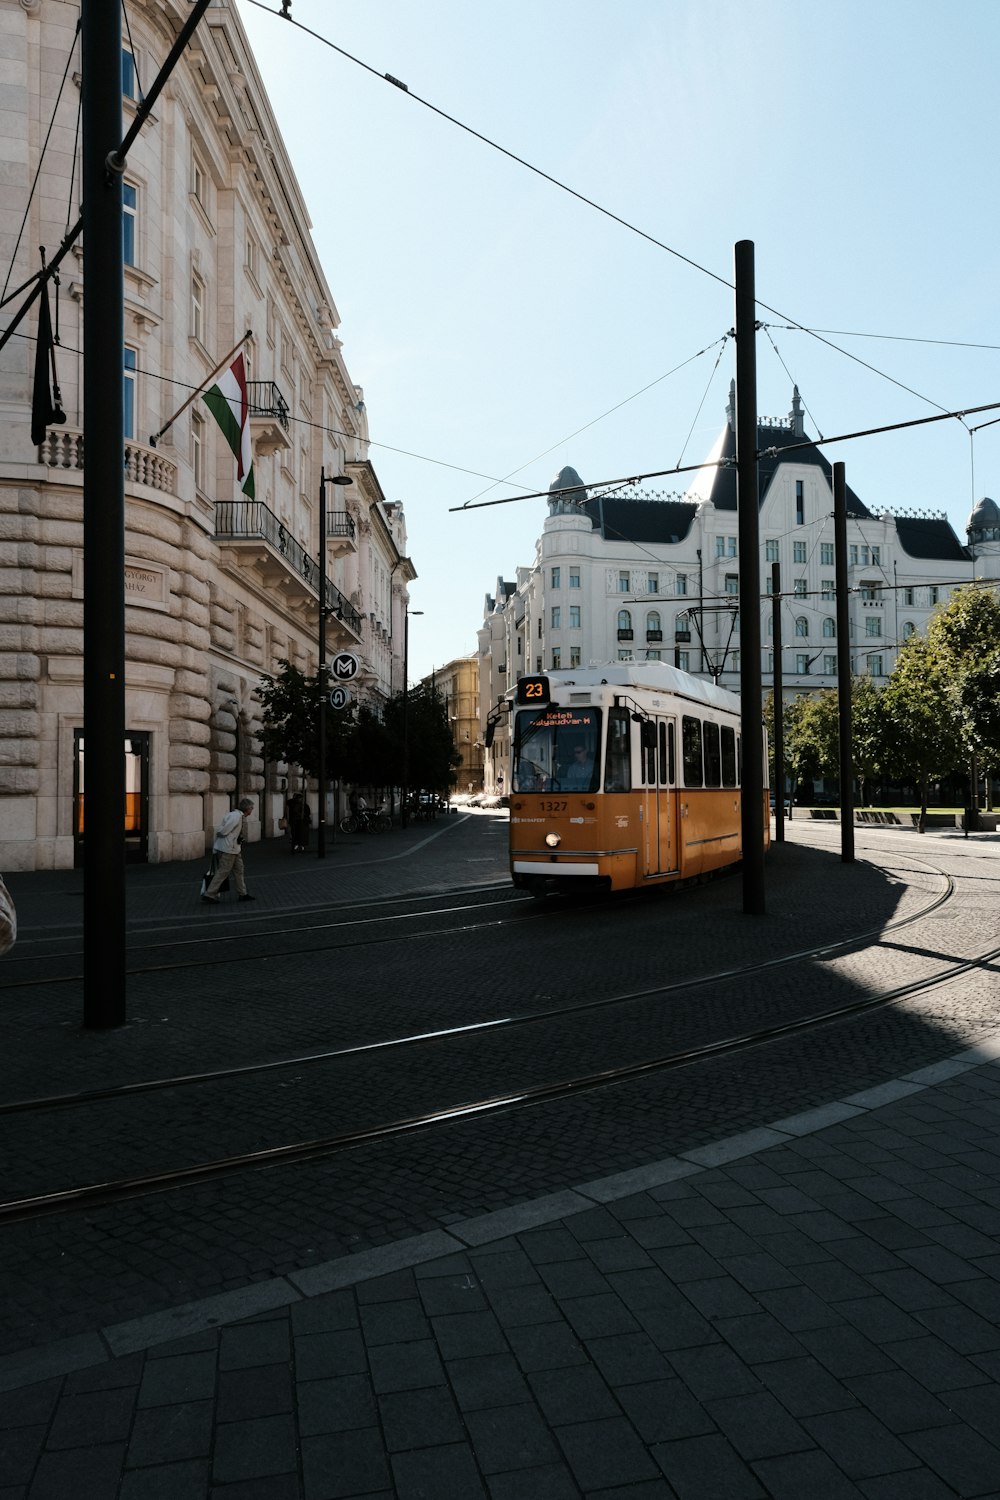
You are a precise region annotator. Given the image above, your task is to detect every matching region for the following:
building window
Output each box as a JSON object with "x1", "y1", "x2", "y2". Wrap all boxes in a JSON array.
[
  {"x1": 569, "y1": 569, "x2": 580, "y2": 589},
  {"x1": 796, "y1": 654, "x2": 811, "y2": 673},
  {"x1": 537, "y1": 618, "x2": 542, "y2": 639},
  {"x1": 821, "y1": 542, "x2": 834, "y2": 566},
  {"x1": 903, "y1": 586, "x2": 915, "y2": 606},
  {"x1": 191, "y1": 271, "x2": 205, "y2": 344},
  {"x1": 793, "y1": 540, "x2": 807, "y2": 563},
  {"x1": 765, "y1": 539, "x2": 779, "y2": 562},
  {"x1": 646, "y1": 610, "x2": 662, "y2": 637},
  {"x1": 796, "y1": 480, "x2": 804, "y2": 525},
  {"x1": 551, "y1": 606, "x2": 560, "y2": 629},
  {"x1": 725, "y1": 574, "x2": 739, "y2": 596},
  {"x1": 647, "y1": 572, "x2": 659, "y2": 594},
  {"x1": 871, "y1": 545, "x2": 880, "y2": 565},
  {"x1": 865, "y1": 617, "x2": 882, "y2": 637},
  {"x1": 868, "y1": 654, "x2": 884, "y2": 676},
  {"x1": 729, "y1": 651, "x2": 741, "y2": 672},
  {"x1": 192, "y1": 410, "x2": 205, "y2": 490},
  {"x1": 849, "y1": 544, "x2": 859, "y2": 566},
  {"x1": 192, "y1": 154, "x2": 207, "y2": 209},
  {"x1": 617, "y1": 649, "x2": 634, "y2": 661},
  {"x1": 676, "y1": 573, "x2": 688, "y2": 596},
  {"x1": 822, "y1": 617, "x2": 836, "y2": 638},
  {"x1": 123, "y1": 182, "x2": 137, "y2": 266},
  {"x1": 766, "y1": 652, "x2": 773, "y2": 673},
  {"x1": 536, "y1": 656, "x2": 542, "y2": 673},
  {"x1": 121, "y1": 48, "x2": 138, "y2": 100},
  {"x1": 824, "y1": 654, "x2": 837, "y2": 675},
  {"x1": 860, "y1": 582, "x2": 880, "y2": 602},
  {"x1": 617, "y1": 609, "x2": 633, "y2": 639},
  {"x1": 929, "y1": 586, "x2": 939, "y2": 605},
  {"x1": 676, "y1": 650, "x2": 689, "y2": 671},
  {"x1": 794, "y1": 578, "x2": 807, "y2": 596},
  {"x1": 123, "y1": 345, "x2": 137, "y2": 439},
  {"x1": 551, "y1": 647, "x2": 561, "y2": 669},
  {"x1": 551, "y1": 566, "x2": 560, "y2": 588},
  {"x1": 569, "y1": 605, "x2": 581, "y2": 629},
  {"x1": 647, "y1": 650, "x2": 661, "y2": 661},
  {"x1": 618, "y1": 570, "x2": 630, "y2": 592},
  {"x1": 715, "y1": 536, "x2": 725, "y2": 559},
  {"x1": 821, "y1": 579, "x2": 835, "y2": 599},
  {"x1": 246, "y1": 234, "x2": 259, "y2": 282},
  {"x1": 570, "y1": 646, "x2": 581, "y2": 667},
  {"x1": 903, "y1": 621, "x2": 916, "y2": 638},
  {"x1": 728, "y1": 536, "x2": 737, "y2": 557},
  {"x1": 765, "y1": 576, "x2": 775, "y2": 594},
  {"x1": 675, "y1": 612, "x2": 691, "y2": 641},
  {"x1": 795, "y1": 616, "x2": 809, "y2": 637}
]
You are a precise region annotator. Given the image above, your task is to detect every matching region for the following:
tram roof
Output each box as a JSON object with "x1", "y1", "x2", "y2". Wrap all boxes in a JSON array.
[{"x1": 523, "y1": 663, "x2": 742, "y2": 715}]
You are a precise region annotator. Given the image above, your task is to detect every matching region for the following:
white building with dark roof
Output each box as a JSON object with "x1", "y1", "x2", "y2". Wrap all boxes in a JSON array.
[{"x1": 478, "y1": 387, "x2": 996, "y2": 792}]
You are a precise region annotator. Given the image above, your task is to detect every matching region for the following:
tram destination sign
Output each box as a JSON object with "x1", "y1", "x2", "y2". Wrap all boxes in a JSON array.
[{"x1": 516, "y1": 674, "x2": 550, "y2": 705}]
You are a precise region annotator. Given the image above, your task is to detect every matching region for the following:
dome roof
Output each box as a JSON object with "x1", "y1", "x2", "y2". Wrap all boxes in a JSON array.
[
  {"x1": 968, "y1": 495, "x2": 1000, "y2": 530},
  {"x1": 548, "y1": 465, "x2": 588, "y2": 515}
]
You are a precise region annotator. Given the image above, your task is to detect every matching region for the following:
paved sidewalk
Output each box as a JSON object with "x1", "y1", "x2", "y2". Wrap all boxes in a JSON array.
[{"x1": 2, "y1": 826, "x2": 1000, "y2": 1498}]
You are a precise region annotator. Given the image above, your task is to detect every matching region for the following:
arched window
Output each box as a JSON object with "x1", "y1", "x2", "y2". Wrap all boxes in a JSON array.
[
  {"x1": 822, "y1": 617, "x2": 836, "y2": 638},
  {"x1": 646, "y1": 610, "x2": 661, "y2": 633},
  {"x1": 617, "y1": 608, "x2": 632, "y2": 632},
  {"x1": 903, "y1": 621, "x2": 916, "y2": 638},
  {"x1": 795, "y1": 616, "x2": 809, "y2": 638}
]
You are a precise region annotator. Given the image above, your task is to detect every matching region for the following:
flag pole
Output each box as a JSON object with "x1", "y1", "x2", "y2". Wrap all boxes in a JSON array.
[{"x1": 149, "y1": 329, "x2": 252, "y2": 447}]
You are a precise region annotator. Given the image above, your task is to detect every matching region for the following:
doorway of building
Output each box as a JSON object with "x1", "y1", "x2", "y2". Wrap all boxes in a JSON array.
[{"x1": 73, "y1": 730, "x2": 150, "y2": 866}]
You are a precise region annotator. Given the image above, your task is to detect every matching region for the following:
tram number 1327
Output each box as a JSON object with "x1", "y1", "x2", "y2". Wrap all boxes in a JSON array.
[{"x1": 506, "y1": 664, "x2": 768, "y2": 897}]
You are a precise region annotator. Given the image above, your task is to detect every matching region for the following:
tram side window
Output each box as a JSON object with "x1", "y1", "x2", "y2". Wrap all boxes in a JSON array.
[
  {"x1": 721, "y1": 725, "x2": 737, "y2": 786},
  {"x1": 605, "y1": 708, "x2": 631, "y2": 792},
  {"x1": 681, "y1": 715, "x2": 703, "y2": 787},
  {"x1": 703, "y1": 722, "x2": 722, "y2": 787},
  {"x1": 641, "y1": 722, "x2": 656, "y2": 784},
  {"x1": 658, "y1": 721, "x2": 674, "y2": 785}
]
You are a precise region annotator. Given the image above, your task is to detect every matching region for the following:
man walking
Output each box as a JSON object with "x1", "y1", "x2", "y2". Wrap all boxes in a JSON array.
[{"x1": 202, "y1": 798, "x2": 255, "y2": 904}]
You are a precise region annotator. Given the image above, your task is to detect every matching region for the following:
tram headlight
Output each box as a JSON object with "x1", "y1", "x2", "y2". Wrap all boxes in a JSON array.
[{"x1": 545, "y1": 832, "x2": 561, "y2": 848}]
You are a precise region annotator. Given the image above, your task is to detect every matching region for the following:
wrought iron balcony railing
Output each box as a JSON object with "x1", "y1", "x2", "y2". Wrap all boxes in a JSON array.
[
  {"x1": 246, "y1": 381, "x2": 290, "y2": 431},
  {"x1": 215, "y1": 499, "x2": 362, "y2": 633}
]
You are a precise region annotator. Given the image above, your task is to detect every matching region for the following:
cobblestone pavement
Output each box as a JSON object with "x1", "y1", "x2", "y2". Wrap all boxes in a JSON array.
[{"x1": 2, "y1": 817, "x2": 1000, "y2": 1498}]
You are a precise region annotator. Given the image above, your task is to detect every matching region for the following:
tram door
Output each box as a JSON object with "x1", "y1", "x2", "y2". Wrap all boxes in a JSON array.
[
  {"x1": 640, "y1": 717, "x2": 677, "y2": 876},
  {"x1": 73, "y1": 730, "x2": 150, "y2": 867}
]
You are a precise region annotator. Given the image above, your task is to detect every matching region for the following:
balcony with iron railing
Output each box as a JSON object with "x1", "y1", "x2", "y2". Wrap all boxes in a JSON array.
[
  {"x1": 246, "y1": 381, "x2": 291, "y2": 455},
  {"x1": 215, "y1": 498, "x2": 362, "y2": 634}
]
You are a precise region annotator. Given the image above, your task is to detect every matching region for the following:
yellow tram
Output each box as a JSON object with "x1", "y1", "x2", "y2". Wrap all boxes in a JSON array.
[{"x1": 503, "y1": 663, "x2": 768, "y2": 896}]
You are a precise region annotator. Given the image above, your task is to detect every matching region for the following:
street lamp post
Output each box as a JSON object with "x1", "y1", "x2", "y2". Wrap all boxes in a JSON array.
[
  {"x1": 400, "y1": 608, "x2": 423, "y2": 828},
  {"x1": 317, "y1": 466, "x2": 352, "y2": 859}
]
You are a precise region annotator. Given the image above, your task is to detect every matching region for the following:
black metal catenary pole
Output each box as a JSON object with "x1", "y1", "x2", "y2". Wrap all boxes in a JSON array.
[
  {"x1": 771, "y1": 561, "x2": 784, "y2": 843},
  {"x1": 734, "y1": 241, "x2": 765, "y2": 914},
  {"x1": 81, "y1": 0, "x2": 126, "y2": 1027},
  {"x1": 833, "y1": 461, "x2": 855, "y2": 863}
]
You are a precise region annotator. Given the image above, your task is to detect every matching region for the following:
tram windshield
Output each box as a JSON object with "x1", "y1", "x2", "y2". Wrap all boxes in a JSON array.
[{"x1": 512, "y1": 706, "x2": 601, "y2": 793}]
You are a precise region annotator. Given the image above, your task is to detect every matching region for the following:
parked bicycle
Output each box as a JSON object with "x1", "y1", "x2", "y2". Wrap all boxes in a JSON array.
[{"x1": 339, "y1": 807, "x2": 392, "y2": 834}]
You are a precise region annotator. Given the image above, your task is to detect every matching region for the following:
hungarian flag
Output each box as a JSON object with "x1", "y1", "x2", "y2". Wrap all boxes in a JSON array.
[{"x1": 202, "y1": 352, "x2": 255, "y2": 498}]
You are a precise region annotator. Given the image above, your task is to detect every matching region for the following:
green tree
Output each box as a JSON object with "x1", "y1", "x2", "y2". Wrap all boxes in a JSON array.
[
  {"x1": 383, "y1": 683, "x2": 461, "y2": 797},
  {"x1": 850, "y1": 675, "x2": 885, "y2": 806},
  {"x1": 784, "y1": 690, "x2": 839, "y2": 800},
  {"x1": 926, "y1": 585, "x2": 1000, "y2": 782},
  {"x1": 256, "y1": 659, "x2": 354, "y2": 781},
  {"x1": 879, "y1": 636, "x2": 964, "y2": 831}
]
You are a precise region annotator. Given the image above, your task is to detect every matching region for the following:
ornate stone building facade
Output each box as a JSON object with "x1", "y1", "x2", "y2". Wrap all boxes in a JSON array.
[
  {"x1": 0, "y1": 0, "x2": 414, "y2": 871},
  {"x1": 478, "y1": 388, "x2": 998, "y2": 794}
]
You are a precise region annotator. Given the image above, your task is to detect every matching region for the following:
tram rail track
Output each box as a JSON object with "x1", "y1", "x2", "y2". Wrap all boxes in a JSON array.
[{"x1": 0, "y1": 854, "x2": 975, "y2": 1226}]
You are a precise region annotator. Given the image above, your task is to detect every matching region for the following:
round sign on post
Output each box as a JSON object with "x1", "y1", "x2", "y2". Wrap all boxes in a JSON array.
[
  {"x1": 330, "y1": 651, "x2": 360, "y2": 682},
  {"x1": 329, "y1": 686, "x2": 352, "y2": 711}
]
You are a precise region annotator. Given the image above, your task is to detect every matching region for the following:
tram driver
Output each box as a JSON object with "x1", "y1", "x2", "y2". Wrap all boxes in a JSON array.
[{"x1": 562, "y1": 742, "x2": 596, "y2": 790}]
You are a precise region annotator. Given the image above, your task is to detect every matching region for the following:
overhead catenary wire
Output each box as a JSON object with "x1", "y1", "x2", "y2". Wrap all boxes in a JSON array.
[{"x1": 246, "y1": 0, "x2": 984, "y2": 463}]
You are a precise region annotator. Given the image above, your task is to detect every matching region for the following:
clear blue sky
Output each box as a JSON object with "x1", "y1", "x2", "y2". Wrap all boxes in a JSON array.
[{"x1": 236, "y1": 0, "x2": 1000, "y2": 684}]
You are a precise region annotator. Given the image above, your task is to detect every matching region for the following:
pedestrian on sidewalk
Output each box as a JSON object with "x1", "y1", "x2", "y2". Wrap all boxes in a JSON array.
[
  {"x1": 202, "y1": 798, "x2": 255, "y2": 904},
  {"x1": 285, "y1": 791, "x2": 311, "y2": 851},
  {"x1": 0, "y1": 873, "x2": 15, "y2": 954}
]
